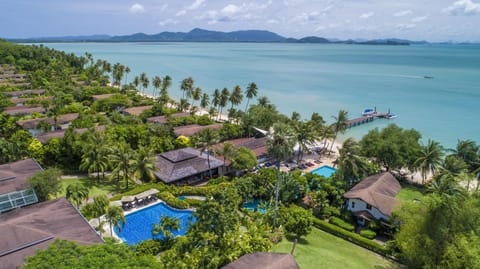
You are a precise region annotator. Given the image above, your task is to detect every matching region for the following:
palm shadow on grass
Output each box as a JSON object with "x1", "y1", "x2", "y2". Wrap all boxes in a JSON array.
[{"x1": 285, "y1": 234, "x2": 310, "y2": 245}]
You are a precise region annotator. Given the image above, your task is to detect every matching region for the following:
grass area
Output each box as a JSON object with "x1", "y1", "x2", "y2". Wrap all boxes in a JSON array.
[
  {"x1": 271, "y1": 228, "x2": 399, "y2": 269},
  {"x1": 396, "y1": 184, "x2": 425, "y2": 204},
  {"x1": 59, "y1": 176, "x2": 126, "y2": 198}
]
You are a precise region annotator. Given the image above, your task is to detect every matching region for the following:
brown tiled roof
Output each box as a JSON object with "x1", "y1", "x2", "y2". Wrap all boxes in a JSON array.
[
  {"x1": 0, "y1": 198, "x2": 104, "y2": 269},
  {"x1": 16, "y1": 113, "x2": 79, "y2": 130},
  {"x1": 222, "y1": 252, "x2": 299, "y2": 269},
  {"x1": 173, "y1": 123, "x2": 223, "y2": 137},
  {"x1": 154, "y1": 147, "x2": 224, "y2": 183},
  {"x1": 147, "y1": 112, "x2": 191, "y2": 124},
  {"x1": 0, "y1": 159, "x2": 43, "y2": 195},
  {"x1": 9, "y1": 96, "x2": 52, "y2": 104},
  {"x1": 212, "y1": 137, "x2": 268, "y2": 165},
  {"x1": 92, "y1": 93, "x2": 115, "y2": 100},
  {"x1": 122, "y1": 105, "x2": 152, "y2": 116},
  {"x1": 2, "y1": 106, "x2": 46, "y2": 116},
  {"x1": 36, "y1": 125, "x2": 106, "y2": 143},
  {"x1": 343, "y1": 172, "x2": 401, "y2": 217},
  {"x1": 2, "y1": 90, "x2": 45, "y2": 97}
]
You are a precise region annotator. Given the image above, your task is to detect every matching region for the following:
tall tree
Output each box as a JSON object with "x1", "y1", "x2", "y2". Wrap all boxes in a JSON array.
[
  {"x1": 124, "y1": 66, "x2": 131, "y2": 87},
  {"x1": 92, "y1": 195, "x2": 109, "y2": 232},
  {"x1": 180, "y1": 77, "x2": 194, "y2": 103},
  {"x1": 109, "y1": 142, "x2": 134, "y2": 190},
  {"x1": 244, "y1": 82, "x2": 258, "y2": 112},
  {"x1": 140, "y1": 72, "x2": 149, "y2": 95},
  {"x1": 191, "y1": 87, "x2": 202, "y2": 108},
  {"x1": 105, "y1": 205, "x2": 126, "y2": 237},
  {"x1": 266, "y1": 122, "x2": 296, "y2": 228},
  {"x1": 414, "y1": 139, "x2": 444, "y2": 184},
  {"x1": 195, "y1": 128, "x2": 220, "y2": 179},
  {"x1": 152, "y1": 75, "x2": 162, "y2": 99},
  {"x1": 159, "y1": 75, "x2": 172, "y2": 105},
  {"x1": 229, "y1": 85, "x2": 243, "y2": 110},
  {"x1": 336, "y1": 138, "x2": 368, "y2": 187},
  {"x1": 133, "y1": 75, "x2": 140, "y2": 93},
  {"x1": 212, "y1": 88, "x2": 221, "y2": 117},
  {"x1": 293, "y1": 121, "x2": 318, "y2": 162},
  {"x1": 152, "y1": 216, "x2": 180, "y2": 242},
  {"x1": 132, "y1": 147, "x2": 157, "y2": 183},
  {"x1": 200, "y1": 92, "x2": 210, "y2": 111},
  {"x1": 79, "y1": 131, "x2": 109, "y2": 182},
  {"x1": 219, "y1": 87, "x2": 230, "y2": 120},
  {"x1": 216, "y1": 142, "x2": 236, "y2": 167},
  {"x1": 28, "y1": 168, "x2": 62, "y2": 202},
  {"x1": 65, "y1": 183, "x2": 89, "y2": 208},
  {"x1": 329, "y1": 110, "x2": 349, "y2": 155}
]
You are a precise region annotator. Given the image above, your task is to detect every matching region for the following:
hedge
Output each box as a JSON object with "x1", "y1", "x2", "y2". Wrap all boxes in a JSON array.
[
  {"x1": 109, "y1": 183, "x2": 170, "y2": 201},
  {"x1": 158, "y1": 191, "x2": 189, "y2": 209},
  {"x1": 313, "y1": 219, "x2": 388, "y2": 255},
  {"x1": 329, "y1": 217, "x2": 355, "y2": 232},
  {"x1": 360, "y1": 229, "x2": 377, "y2": 240}
]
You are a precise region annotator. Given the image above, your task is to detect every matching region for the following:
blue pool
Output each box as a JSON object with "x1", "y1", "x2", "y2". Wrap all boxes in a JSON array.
[
  {"x1": 114, "y1": 202, "x2": 195, "y2": 245},
  {"x1": 243, "y1": 200, "x2": 267, "y2": 214},
  {"x1": 311, "y1": 165, "x2": 336, "y2": 178}
]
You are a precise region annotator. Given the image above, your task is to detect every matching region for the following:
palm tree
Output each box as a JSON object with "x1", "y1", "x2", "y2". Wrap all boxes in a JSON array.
[
  {"x1": 140, "y1": 72, "x2": 149, "y2": 95},
  {"x1": 124, "y1": 66, "x2": 131, "y2": 87},
  {"x1": 448, "y1": 139, "x2": 479, "y2": 172},
  {"x1": 110, "y1": 142, "x2": 134, "y2": 190},
  {"x1": 244, "y1": 82, "x2": 258, "y2": 112},
  {"x1": 92, "y1": 195, "x2": 109, "y2": 233},
  {"x1": 212, "y1": 89, "x2": 221, "y2": 117},
  {"x1": 191, "y1": 87, "x2": 202, "y2": 108},
  {"x1": 257, "y1": 96, "x2": 270, "y2": 107},
  {"x1": 132, "y1": 147, "x2": 157, "y2": 183},
  {"x1": 133, "y1": 76, "x2": 140, "y2": 93},
  {"x1": 266, "y1": 122, "x2": 296, "y2": 228},
  {"x1": 216, "y1": 142, "x2": 236, "y2": 167},
  {"x1": 196, "y1": 128, "x2": 220, "y2": 179},
  {"x1": 200, "y1": 92, "x2": 210, "y2": 112},
  {"x1": 159, "y1": 75, "x2": 172, "y2": 105},
  {"x1": 79, "y1": 132, "x2": 109, "y2": 182},
  {"x1": 329, "y1": 110, "x2": 349, "y2": 155},
  {"x1": 152, "y1": 216, "x2": 180, "y2": 242},
  {"x1": 229, "y1": 85, "x2": 243, "y2": 110},
  {"x1": 219, "y1": 88, "x2": 229, "y2": 120},
  {"x1": 181, "y1": 77, "x2": 194, "y2": 102},
  {"x1": 293, "y1": 121, "x2": 318, "y2": 162},
  {"x1": 152, "y1": 76, "x2": 162, "y2": 99},
  {"x1": 336, "y1": 138, "x2": 367, "y2": 187},
  {"x1": 105, "y1": 205, "x2": 126, "y2": 237},
  {"x1": 66, "y1": 183, "x2": 89, "y2": 208},
  {"x1": 414, "y1": 139, "x2": 444, "y2": 184}
]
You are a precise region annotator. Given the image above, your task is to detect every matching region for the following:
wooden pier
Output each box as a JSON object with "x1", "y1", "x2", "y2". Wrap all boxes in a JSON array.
[{"x1": 346, "y1": 112, "x2": 391, "y2": 128}]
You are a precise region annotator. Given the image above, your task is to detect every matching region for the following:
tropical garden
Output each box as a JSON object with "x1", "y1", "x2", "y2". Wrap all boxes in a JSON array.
[{"x1": 0, "y1": 40, "x2": 479, "y2": 268}]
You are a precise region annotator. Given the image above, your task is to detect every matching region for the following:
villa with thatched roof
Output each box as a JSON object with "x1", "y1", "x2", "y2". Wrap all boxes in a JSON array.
[
  {"x1": 173, "y1": 123, "x2": 223, "y2": 137},
  {"x1": 1, "y1": 89, "x2": 45, "y2": 97},
  {"x1": 122, "y1": 105, "x2": 152, "y2": 116},
  {"x1": 2, "y1": 106, "x2": 46, "y2": 116},
  {"x1": 343, "y1": 172, "x2": 401, "y2": 225},
  {"x1": 147, "y1": 112, "x2": 191, "y2": 124},
  {"x1": 36, "y1": 125, "x2": 106, "y2": 143},
  {"x1": 154, "y1": 147, "x2": 224, "y2": 185},
  {"x1": 16, "y1": 113, "x2": 79, "y2": 136},
  {"x1": 223, "y1": 252, "x2": 299, "y2": 269},
  {"x1": 0, "y1": 198, "x2": 104, "y2": 269}
]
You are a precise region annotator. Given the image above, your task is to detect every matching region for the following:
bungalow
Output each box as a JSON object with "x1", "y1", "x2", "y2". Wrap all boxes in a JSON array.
[
  {"x1": 2, "y1": 106, "x2": 46, "y2": 116},
  {"x1": 223, "y1": 252, "x2": 299, "y2": 269},
  {"x1": 16, "y1": 113, "x2": 79, "y2": 136},
  {"x1": 0, "y1": 159, "x2": 43, "y2": 214},
  {"x1": 2, "y1": 89, "x2": 46, "y2": 98},
  {"x1": 153, "y1": 147, "x2": 224, "y2": 185},
  {"x1": 212, "y1": 137, "x2": 268, "y2": 174},
  {"x1": 147, "y1": 112, "x2": 191, "y2": 124},
  {"x1": 122, "y1": 105, "x2": 152, "y2": 116},
  {"x1": 92, "y1": 93, "x2": 116, "y2": 100},
  {"x1": 0, "y1": 198, "x2": 104, "y2": 269},
  {"x1": 343, "y1": 172, "x2": 401, "y2": 225},
  {"x1": 36, "y1": 125, "x2": 106, "y2": 143},
  {"x1": 8, "y1": 96, "x2": 53, "y2": 107},
  {"x1": 173, "y1": 123, "x2": 223, "y2": 137}
]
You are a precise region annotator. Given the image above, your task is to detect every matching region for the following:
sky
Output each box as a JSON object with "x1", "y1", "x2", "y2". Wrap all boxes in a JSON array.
[{"x1": 1, "y1": 0, "x2": 480, "y2": 42}]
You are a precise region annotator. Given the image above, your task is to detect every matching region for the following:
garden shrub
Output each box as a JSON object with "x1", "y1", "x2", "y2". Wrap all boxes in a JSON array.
[
  {"x1": 158, "y1": 191, "x2": 189, "y2": 209},
  {"x1": 131, "y1": 239, "x2": 165, "y2": 256},
  {"x1": 183, "y1": 198, "x2": 204, "y2": 207},
  {"x1": 330, "y1": 216, "x2": 355, "y2": 232},
  {"x1": 360, "y1": 229, "x2": 377, "y2": 239}
]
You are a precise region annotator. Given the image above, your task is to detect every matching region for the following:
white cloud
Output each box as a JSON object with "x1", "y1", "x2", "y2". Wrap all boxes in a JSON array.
[
  {"x1": 397, "y1": 23, "x2": 416, "y2": 30},
  {"x1": 176, "y1": 10, "x2": 186, "y2": 16},
  {"x1": 394, "y1": 10, "x2": 412, "y2": 17},
  {"x1": 359, "y1": 12, "x2": 374, "y2": 19},
  {"x1": 129, "y1": 3, "x2": 145, "y2": 14},
  {"x1": 188, "y1": 0, "x2": 205, "y2": 10},
  {"x1": 158, "y1": 19, "x2": 177, "y2": 26},
  {"x1": 160, "y1": 4, "x2": 168, "y2": 12},
  {"x1": 222, "y1": 4, "x2": 241, "y2": 15},
  {"x1": 411, "y1": 16, "x2": 428, "y2": 23},
  {"x1": 267, "y1": 19, "x2": 279, "y2": 24},
  {"x1": 444, "y1": 0, "x2": 480, "y2": 15}
]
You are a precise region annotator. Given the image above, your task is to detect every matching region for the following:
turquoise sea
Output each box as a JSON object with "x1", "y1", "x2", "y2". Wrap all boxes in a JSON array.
[{"x1": 42, "y1": 42, "x2": 480, "y2": 148}]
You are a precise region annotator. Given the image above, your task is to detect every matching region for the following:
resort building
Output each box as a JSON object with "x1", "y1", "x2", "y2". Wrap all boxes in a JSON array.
[
  {"x1": 92, "y1": 93, "x2": 116, "y2": 100},
  {"x1": 122, "y1": 105, "x2": 152, "y2": 116},
  {"x1": 212, "y1": 137, "x2": 268, "y2": 173},
  {"x1": 36, "y1": 125, "x2": 106, "y2": 144},
  {"x1": 16, "y1": 113, "x2": 79, "y2": 136},
  {"x1": 0, "y1": 159, "x2": 43, "y2": 214},
  {"x1": 173, "y1": 123, "x2": 223, "y2": 137},
  {"x1": 153, "y1": 147, "x2": 224, "y2": 185},
  {"x1": 0, "y1": 198, "x2": 104, "y2": 269},
  {"x1": 223, "y1": 252, "x2": 299, "y2": 269},
  {"x1": 2, "y1": 106, "x2": 46, "y2": 116},
  {"x1": 2, "y1": 89, "x2": 46, "y2": 98},
  {"x1": 343, "y1": 172, "x2": 401, "y2": 225},
  {"x1": 147, "y1": 112, "x2": 191, "y2": 124}
]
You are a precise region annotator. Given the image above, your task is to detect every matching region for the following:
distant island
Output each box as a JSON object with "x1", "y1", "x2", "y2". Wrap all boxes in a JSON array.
[{"x1": 9, "y1": 28, "x2": 418, "y2": 45}]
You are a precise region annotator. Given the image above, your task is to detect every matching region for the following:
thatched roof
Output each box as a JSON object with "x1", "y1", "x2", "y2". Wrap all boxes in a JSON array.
[
  {"x1": 2, "y1": 106, "x2": 46, "y2": 116},
  {"x1": 212, "y1": 137, "x2": 268, "y2": 165},
  {"x1": 173, "y1": 123, "x2": 223, "y2": 137},
  {"x1": 0, "y1": 198, "x2": 103, "y2": 269},
  {"x1": 92, "y1": 93, "x2": 116, "y2": 100},
  {"x1": 343, "y1": 172, "x2": 401, "y2": 217},
  {"x1": 9, "y1": 96, "x2": 52, "y2": 104},
  {"x1": 222, "y1": 253, "x2": 299, "y2": 269},
  {"x1": 154, "y1": 147, "x2": 224, "y2": 183},
  {"x1": 122, "y1": 105, "x2": 152, "y2": 116},
  {"x1": 0, "y1": 159, "x2": 43, "y2": 195},
  {"x1": 2, "y1": 89, "x2": 45, "y2": 97},
  {"x1": 36, "y1": 125, "x2": 106, "y2": 143},
  {"x1": 16, "y1": 113, "x2": 79, "y2": 130},
  {"x1": 147, "y1": 112, "x2": 191, "y2": 124}
]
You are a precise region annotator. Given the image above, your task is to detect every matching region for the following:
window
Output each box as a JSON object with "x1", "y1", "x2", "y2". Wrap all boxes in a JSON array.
[
  {"x1": 351, "y1": 201, "x2": 355, "y2": 208},
  {"x1": 366, "y1": 204, "x2": 372, "y2": 210}
]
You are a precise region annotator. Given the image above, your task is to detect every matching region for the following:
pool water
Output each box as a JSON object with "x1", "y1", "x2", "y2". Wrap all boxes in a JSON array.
[
  {"x1": 242, "y1": 200, "x2": 267, "y2": 214},
  {"x1": 311, "y1": 165, "x2": 337, "y2": 178},
  {"x1": 114, "y1": 202, "x2": 195, "y2": 245}
]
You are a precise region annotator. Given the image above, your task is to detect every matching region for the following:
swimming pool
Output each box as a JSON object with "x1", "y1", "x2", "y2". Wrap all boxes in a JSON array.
[
  {"x1": 114, "y1": 202, "x2": 195, "y2": 245},
  {"x1": 311, "y1": 165, "x2": 336, "y2": 178},
  {"x1": 242, "y1": 200, "x2": 268, "y2": 214}
]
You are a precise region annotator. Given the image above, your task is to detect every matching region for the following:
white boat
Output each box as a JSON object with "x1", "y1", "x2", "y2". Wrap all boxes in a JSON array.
[
  {"x1": 387, "y1": 113, "x2": 398, "y2": 119},
  {"x1": 362, "y1": 108, "x2": 375, "y2": 116}
]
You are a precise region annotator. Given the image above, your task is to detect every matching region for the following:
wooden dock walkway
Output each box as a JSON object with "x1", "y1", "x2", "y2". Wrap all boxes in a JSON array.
[{"x1": 346, "y1": 112, "x2": 390, "y2": 128}]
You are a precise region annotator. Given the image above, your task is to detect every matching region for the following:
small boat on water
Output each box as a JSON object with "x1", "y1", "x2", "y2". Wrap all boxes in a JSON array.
[
  {"x1": 386, "y1": 113, "x2": 398, "y2": 119},
  {"x1": 424, "y1": 75, "x2": 434, "y2": 79},
  {"x1": 362, "y1": 108, "x2": 376, "y2": 116}
]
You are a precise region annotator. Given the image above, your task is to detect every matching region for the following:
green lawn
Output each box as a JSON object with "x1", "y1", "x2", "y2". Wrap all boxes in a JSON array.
[
  {"x1": 271, "y1": 228, "x2": 399, "y2": 269},
  {"x1": 396, "y1": 184, "x2": 425, "y2": 204},
  {"x1": 59, "y1": 176, "x2": 122, "y2": 198}
]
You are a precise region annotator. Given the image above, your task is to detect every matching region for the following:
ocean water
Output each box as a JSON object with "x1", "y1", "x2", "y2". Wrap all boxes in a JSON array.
[{"x1": 41, "y1": 42, "x2": 480, "y2": 148}]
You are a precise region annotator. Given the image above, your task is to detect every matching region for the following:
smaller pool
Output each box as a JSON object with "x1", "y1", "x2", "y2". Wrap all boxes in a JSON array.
[
  {"x1": 311, "y1": 165, "x2": 336, "y2": 178},
  {"x1": 243, "y1": 200, "x2": 267, "y2": 214}
]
